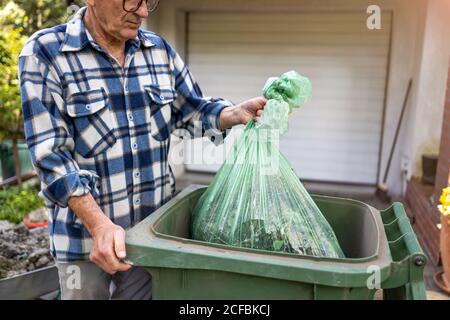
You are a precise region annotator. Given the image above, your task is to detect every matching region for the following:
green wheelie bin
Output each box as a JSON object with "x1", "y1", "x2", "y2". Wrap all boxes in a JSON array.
[
  {"x1": 0, "y1": 140, "x2": 34, "y2": 180},
  {"x1": 125, "y1": 185, "x2": 427, "y2": 300}
]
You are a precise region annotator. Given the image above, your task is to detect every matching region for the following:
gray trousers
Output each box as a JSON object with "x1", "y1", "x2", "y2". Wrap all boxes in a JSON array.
[{"x1": 56, "y1": 261, "x2": 152, "y2": 300}]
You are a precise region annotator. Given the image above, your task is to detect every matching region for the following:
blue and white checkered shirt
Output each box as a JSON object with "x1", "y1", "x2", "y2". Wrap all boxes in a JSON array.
[{"x1": 18, "y1": 7, "x2": 232, "y2": 262}]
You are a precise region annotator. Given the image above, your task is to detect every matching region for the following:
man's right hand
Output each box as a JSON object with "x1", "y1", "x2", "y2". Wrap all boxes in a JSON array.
[
  {"x1": 68, "y1": 194, "x2": 132, "y2": 274},
  {"x1": 89, "y1": 221, "x2": 132, "y2": 274}
]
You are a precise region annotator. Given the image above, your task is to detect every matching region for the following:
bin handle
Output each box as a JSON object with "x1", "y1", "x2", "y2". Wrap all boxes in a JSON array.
[{"x1": 380, "y1": 202, "x2": 427, "y2": 300}]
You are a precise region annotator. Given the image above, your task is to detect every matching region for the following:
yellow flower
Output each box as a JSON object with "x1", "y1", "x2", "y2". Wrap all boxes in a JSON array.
[{"x1": 440, "y1": 187, "x2": 450, "y2": 207}]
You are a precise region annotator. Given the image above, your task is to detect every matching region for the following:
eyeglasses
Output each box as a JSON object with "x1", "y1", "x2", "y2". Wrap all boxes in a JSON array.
[{"x1": 123, "y1": 0, "x2": 160, "y2": 13}]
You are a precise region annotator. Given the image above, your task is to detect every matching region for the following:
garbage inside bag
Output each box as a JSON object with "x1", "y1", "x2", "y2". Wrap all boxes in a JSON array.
[{"x1": 191, "y1": 71, "x2": 344, "y2": 258}]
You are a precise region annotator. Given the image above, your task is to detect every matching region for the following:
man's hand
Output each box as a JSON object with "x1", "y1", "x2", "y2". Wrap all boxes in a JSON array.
[
  {"x1": 68, "y1": 194, "x2": 131, "y2": 274},
  {"x1": 89, "y1": 221, "x2": 131, "y2": 275},
  {"x1": 219, "y1": 97, "x2": 267, "y2": 130}
]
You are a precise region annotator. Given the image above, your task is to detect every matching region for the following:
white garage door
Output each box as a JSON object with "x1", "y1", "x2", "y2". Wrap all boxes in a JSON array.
[{"x1": 184, "y1": 11, "x2": 391, "y2": 184}]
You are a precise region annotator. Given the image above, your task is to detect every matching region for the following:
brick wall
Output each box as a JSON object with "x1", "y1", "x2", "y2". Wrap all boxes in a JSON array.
[{"x1": 435, "y1": 60, "x2": 450, "y2": 198}]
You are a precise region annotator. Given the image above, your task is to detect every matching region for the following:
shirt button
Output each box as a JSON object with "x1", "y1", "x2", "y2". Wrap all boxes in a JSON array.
[
  {"x1": 160, "y1": 95, "x2": 165, "y2": 102},
  {"x1": 134, "y1": 199, "x2": 140, "y2": 205},
  {"x1": 134, "y1": 171, "x2": 140, "y2": 178},
  {"x1": 128, "y1": 114, "x2": 134, "y2": 121},
  {"x1": 85, "y1": 104, "x2": 91, "y2": 110},
  {"x1": 132, "y1": 143, "x2": 138, "y2": 150}
]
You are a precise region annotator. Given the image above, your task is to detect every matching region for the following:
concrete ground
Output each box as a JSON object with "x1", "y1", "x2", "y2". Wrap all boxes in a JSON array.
[{"x1": 176, "y1": 172, "x2": 450, "y2": 300}]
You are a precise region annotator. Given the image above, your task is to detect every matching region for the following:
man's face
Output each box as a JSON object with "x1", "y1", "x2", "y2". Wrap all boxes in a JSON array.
[{"x1": 88, "y1": 0, "x2": 149, "y2": 41}]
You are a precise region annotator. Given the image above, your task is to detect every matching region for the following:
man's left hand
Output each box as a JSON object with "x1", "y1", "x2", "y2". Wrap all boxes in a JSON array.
[{"x1": 219, "y1": 97, "x2": 267, "y2": 130}]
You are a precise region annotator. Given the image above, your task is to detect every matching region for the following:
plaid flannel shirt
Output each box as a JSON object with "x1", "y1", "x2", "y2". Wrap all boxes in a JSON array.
[{"x1": 18, "y1": 7, "x2": 232, "y2": 262}]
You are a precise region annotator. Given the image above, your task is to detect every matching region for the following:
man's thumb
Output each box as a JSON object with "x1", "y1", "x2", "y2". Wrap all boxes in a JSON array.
[{"x1": 113, "y1": 229, "x2": 127, "y2": 259}]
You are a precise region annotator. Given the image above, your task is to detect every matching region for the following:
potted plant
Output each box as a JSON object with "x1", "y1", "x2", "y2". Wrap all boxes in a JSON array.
[{"x1": 434, "y1": 187, "x2": 450, "y2": 294}]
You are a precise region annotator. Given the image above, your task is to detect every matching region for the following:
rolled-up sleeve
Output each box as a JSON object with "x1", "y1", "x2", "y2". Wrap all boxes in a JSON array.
[
  {"x1": 19, "y1": 49, "x2": 98, "y2": 208},
  {"x1": 164, "y1": 40, "x2": 234, "y2": 144}
]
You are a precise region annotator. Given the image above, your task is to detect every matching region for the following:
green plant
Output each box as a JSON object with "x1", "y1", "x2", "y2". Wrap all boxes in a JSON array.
[
  {"x1": 0, "y1": 24, "x2": 26, "y2": 183},
  {"x1": 0, "y1": 1, "x2": 76, "y2": 184},
  {"x1": 0, "y1": 185, "x2": 45, "y2": 223},
  {"x1": 0, "y1": 0, "x2": 76, "y2": 37}
]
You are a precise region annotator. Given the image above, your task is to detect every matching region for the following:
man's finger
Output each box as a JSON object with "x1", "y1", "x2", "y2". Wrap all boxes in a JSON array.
[
  {"x1": 98, "y1": 232, "x2": 122, "y2": 272},
  {"x1": 102, "y1": 250, "x2": 127, "y2": 274},
  {"x1": 102, "y1": 255, "x2": 131, "y2": 274},
  {"x1": 113, "y1": 229, "x2": 127, "y2": 259},
  {"x1": 112, "y1": 230, "x2": 132, "y2": 271},
  {"x1": 116, "y1": 262, "x2": 132, "y2": 272},
  {"x1": 256, "y1": 96, "x2": 268, "y2": 107}
]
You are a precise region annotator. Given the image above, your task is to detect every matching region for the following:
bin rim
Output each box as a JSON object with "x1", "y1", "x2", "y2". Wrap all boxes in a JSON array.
[{"x1": 126, "y1": 185, "x2": 393, "y2": 287}]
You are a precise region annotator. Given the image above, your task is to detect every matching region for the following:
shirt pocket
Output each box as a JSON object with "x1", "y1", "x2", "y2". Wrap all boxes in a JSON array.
[
  {"x1": 144, "y1": 84, "x2": 176, "y2": 141},
  {"x1": 66, "y1": 88, "x2": 118, "y2": 158}
]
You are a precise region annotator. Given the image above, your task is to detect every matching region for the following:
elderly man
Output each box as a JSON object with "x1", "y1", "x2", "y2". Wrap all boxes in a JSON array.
[{"x1": 19, "y1": 0, "x2": 266, "y2": 300}]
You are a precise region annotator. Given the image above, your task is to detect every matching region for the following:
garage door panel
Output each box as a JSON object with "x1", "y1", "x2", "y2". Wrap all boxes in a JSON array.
[
  {"x1": 282, "y1": 139, "x2": 380, "y2": 154},
  {"x1": 185, "y1": 11, "x2": 391, "y2": 184},
  {"x1": 190, "y1": 65, "x2": 388, "y2": 80},
  {"x1": 189, "y1": 57, "x2": 388, "y2": 69},
  {"x1": 190, "y1": 22, "x2": 390, "y2": 34},
  {"x1": 190, "y1": 12, "x2": 390, "y2": 23},
  {"x1": 191, "y1": 45, "x2": 390, "y2": 56},
  {"x1": 190, "y1": 77, "x2": 387, "y2": 99},
  {"x1": 288, "y1": 132, "x2": 380, "y2": 144},
  {"x1": 189, "y1": 76, "x2": 387, "y2": 96},
  {"x1": 190, "y1": 34, "x2": 389, "y2": 46}
]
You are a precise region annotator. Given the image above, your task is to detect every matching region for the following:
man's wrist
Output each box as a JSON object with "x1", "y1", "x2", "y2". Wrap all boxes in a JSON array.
[
  {"x1": 219, "y1": 105, "x2": 240, "y2": 130},
  {"x1": 88, "y1": 213, "x2": 113, "y2": 235},
  {"x1": 68, "y1": 194, "x2": 112, "y2": 236}
]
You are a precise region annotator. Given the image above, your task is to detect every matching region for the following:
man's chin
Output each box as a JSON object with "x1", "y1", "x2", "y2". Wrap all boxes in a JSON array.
[{"x1": 122, "y1": 29, "x2": 139, "y2": 40}]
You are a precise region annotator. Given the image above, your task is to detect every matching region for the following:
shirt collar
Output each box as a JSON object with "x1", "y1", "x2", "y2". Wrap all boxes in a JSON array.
[{"x1": 60, "y1": 6, "x2": 155, "y2": 53}]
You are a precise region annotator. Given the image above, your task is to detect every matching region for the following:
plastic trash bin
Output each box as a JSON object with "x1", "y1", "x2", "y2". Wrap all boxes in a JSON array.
[
  {"x1": 125, "y1": 185, "x2": 427, "y2": 300},
  {"x1": 0, "y1": 140, "x2": 33, "y2": 180}
]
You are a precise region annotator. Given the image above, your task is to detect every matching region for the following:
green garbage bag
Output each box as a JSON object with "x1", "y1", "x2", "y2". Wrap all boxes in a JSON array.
[
  {"x1": 191, "y1": 71, "x2": 344, "y2": 258},
  {"x1": 263, "y1": 70, "x2": 312, "y2": 111}
]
